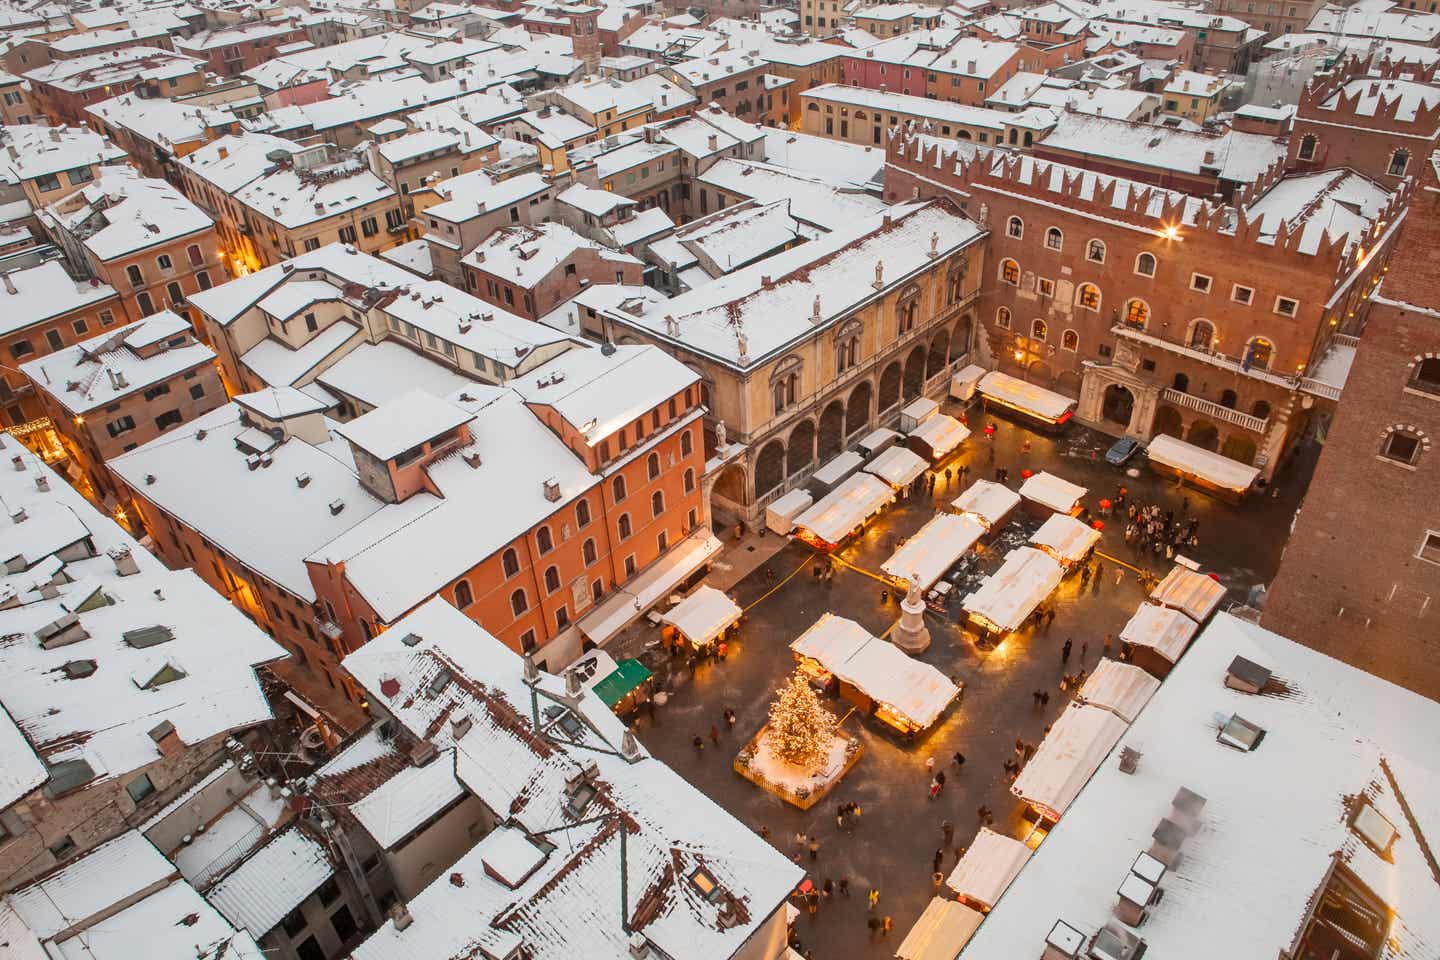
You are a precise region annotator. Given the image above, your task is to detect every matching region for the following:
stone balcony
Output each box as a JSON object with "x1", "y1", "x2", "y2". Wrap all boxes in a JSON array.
[{"x1": 1161, "y1": 387, "x2": 1269, "y2": 433}]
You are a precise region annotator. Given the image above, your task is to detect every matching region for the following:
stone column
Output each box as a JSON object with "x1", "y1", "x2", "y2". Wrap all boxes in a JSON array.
[{"x1": 891, "y1": 576, "x2": 932, "y2": 655}]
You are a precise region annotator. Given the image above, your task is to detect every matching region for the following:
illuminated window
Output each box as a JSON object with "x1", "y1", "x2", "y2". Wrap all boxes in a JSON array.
[{"x1": 1124, "y1": 299, "x2": 1149, "y2": 328}]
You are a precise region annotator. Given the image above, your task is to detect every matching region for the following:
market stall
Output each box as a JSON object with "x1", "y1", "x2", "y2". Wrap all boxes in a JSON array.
[
  {"x1": 881, "y1": 513, "x2": 986, "y2": 592},
  {"x1": 790, "y1": 614, "x2": 960, "y2": 735},
  {"x1": 660, "y1": 585, "x2": 742, "y2": 651},
  {"x1": 1145, "y1": 433, "x2": 1260, "y2": 503},
  {"x1": 1028, "y1": 513, "x2": 1102, "y2": 569},
  {"x1": 864, "y1": 444, "x2": 928, "y2": 491},
  {"x1": 765, "y1": 488, "x2": 814, "y2": 536},
  {"x1": 951, "y1": 479, "x2": 1021, "y2": 536},
  {"x1": 961, "y1": 546, "x2": 1064, "y2": 639},
  {"x1": 949, "y1": 363, "x2": 987, "y2": 403},
  {"x1": 908, "y1": 413, "x2": 971, "y2": 463},
  {"x1": 1076, "y1": 658, "x2": 1161, "y2": 723},
  {"x1": 1120, "y1": 601, "x2": 1201, "y2": 679},
  {"x1": 977, "y1": 370, "x2": 1076, "y2": 433},
  {"x1": 807, "y1": 450, "x2": 864, "y2": 498},
  {"x1": 589, "y1": 658, "x2": 652, "y2": 714},
  {"x1": 945, "y1": 827, "x2": 1033, "y2": 912},
  {"x1": 900, "y1": 396, "x2": 940, "y2": 433},
  {"x1": 792, "y1": 473, "x2": 895, "y2": 550},
  {"x1": 896, "y1": 898, "x2": 984, "y2": 960},
  {"x1": 1011, "y1": 702, "x2": 1129, "y2": 822},
  {"x1": 856, "y1": 427, "x2": 901, "y2": 459},
  {"x1": 1149, "y1": 564, "x2": 1227, "y2": 624},
  {"x1": 1018, "y1": 471, "x2": 1087, "y2": 517}
]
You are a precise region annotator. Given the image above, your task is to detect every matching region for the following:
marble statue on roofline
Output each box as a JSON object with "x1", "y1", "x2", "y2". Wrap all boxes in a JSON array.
[{"x1": 715, "y1": 419, "x2": 728, "y2": 450}]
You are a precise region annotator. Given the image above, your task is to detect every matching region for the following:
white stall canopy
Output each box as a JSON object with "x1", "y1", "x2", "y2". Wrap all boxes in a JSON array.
[
  {"x1": 865, "y1": 444, "x2": 928, "y2": 489},
  {"x1": 810, "y1": 450, "x2": 864, "y2": 489},
  {"x1": 1146, "y1": 434, "x2": 1261, "y2": 494},
  {"x1": 896, "y1": 898, "x2": 984, "y2": 960},
  {"x1": 962, "y1": 546, "x2": 1064, "y2": 633},
  {"x1": 951, "y1": 479, "x2": 1021, "y2": 530},
  {"x1": 978, "y1": 370, "x2": 1077, "y2": 422},
  {"x1": 660, "y1": 585, "x2": 742, "y2": 647},
  {"x1": 882, "y1": 513, "x2": 986, "y2": 591},
  {"x1": 1120, "y1": 602, "x2": 1201, "y2": 666},
  {"x1": 950, "y1": 364, "x2": 987, "y2": 401},
  {"x1": 793, "y1": 473, "x2": 894, "y2": 546},
  {"x1": 1029, "y1": 513, "x2": 1101, "y2": 566},
  {"x1": 765, "y1": 488, "x2": 814, "y2": 535},
  {"x1": 1077, "y1": 659, "x2": 1162, "y2": 723},
  {"x1": 1019, "y1": 471, "x2": 1087, "y2": 514},
  {"x1": 909, "y1": 413, "x2": 971, "y2": 460},
  {"x1": 946, "y1": 827, "x2": 1033, "y2": 911},
  {"x1": 900, "y1": 396, "x2": 939, "y2": 432},
  {"x1": 855, "y1": 427, "x2": 901, "y2": 458},
  {"x1": 1011, "y1": 702, "x2": 1129, "y2": 820},
  {"x1": 1150, "y1": 565, "x2": 1227, "y2": 623}
]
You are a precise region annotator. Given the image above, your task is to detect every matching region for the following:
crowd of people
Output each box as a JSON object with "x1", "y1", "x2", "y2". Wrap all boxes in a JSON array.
[{"x1": 1122, "y1": 492, "x2": 1202, "y2": 559}]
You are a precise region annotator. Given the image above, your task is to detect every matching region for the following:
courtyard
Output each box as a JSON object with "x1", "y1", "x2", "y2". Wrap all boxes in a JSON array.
[{"x1": 616, "y1": 408, "x2": 1316, "y2": 957}]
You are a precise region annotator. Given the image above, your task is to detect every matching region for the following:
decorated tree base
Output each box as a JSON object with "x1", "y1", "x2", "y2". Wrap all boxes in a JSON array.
[{"x1": 733, "y1": 724, "x2": 862, "y2": 809}]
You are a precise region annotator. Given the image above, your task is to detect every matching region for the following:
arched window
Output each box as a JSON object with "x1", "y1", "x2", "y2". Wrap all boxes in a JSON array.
[
  {"x1": 773, "y1": 372, "x2": 798, "y2": 414},
  {"x1": 651, "y1": 490, "x2": 664, "y2": 517},
  {"x1": 1389, "y1": 148, "x2": 1410, "y2": 176},
  {"x1": 1124, "y1": 299, "x2": 1149, "y2": 328},
  {"x1": 544, "y1": 566, "x2": 560, "y2": 593},
  {"x1": 536, "y1": 525, "x2": 553, "y2": 555},
  {"x1": 896, "y1": 284, "x2": 921, "y2": 335},
  {"x1": 576, "y1": 499, "x2": 591, "y2": 528},
  {"x1": 836, "y1": 335, "x2": 860, "y2": 372},
  {"x1": 510, "y1": 589, "x2": 528, "y2": 616},
  {"x1": 186, "y1": 244, "x2": 203, "y2": 266},
  {"x1": 1188, "y1": 319, "x2": 1215, "y2": 350},
  {"x1": 996, "y1": 306, "x2": 1011, "y2": 329},
  {"x1": 618, "y1": 513, "x2": 632, "y2": 539},
  {"x1": 582, "y1": 538, "x2": 597, "y2": 565},
  {"x1": 1061, "y1": 329, "x2": 1078, "y2": 351},
  {"x1": 680, "y1": 430, "x2": 693, "y2": 457},
  {"x1": 454, "y1": 580, "x2": 473, "y2": 608},
  {"x1": 502, "y1": 548, "x2": 519, "y2": 578},
  {"x1": 683, "y1": 467, "x2": 695, "y2": 493},
  {"x1": 947, "y1": 262, "x2": 966, "y2": 303},
  {"x1": 1252, "y1": 400, "x2": 1272, "y2": 420},
  {"x1": 1007, "y1": 216, "x2": 1023, "y2": 239},
  {"x1": 1031, "y1": 319, "x2": 1047, "y2": 342},
  {"x1": 1086, "y1": 239, "x2": 1105, "y2": 263},
  {"x1": 1410, "y1": 356, "x2": 1440, "y2": 395},
  {"x1": 1044, "y1": 227, "x2": 1063, "y2": 251},
  {"x1": 612, "y1": 474, "x2": 627, "y2": 502},
  {"x1": 1298, "y1": 134, "x2": 1317, "y2": 160},
  {"x1": 1000, "y1": 259, "x2": 1020, "y2": 285},
  {"x1": 647, "y1": 452, "x2": 660, "y2": 480},
  {"x1": 1220, "y1": 389, "x2": 1238, "y2": 408},
  {"x1": 1077, "y1": 283, "x2": 1100, "y2": 310},
  {"x1": 1135, "y1": 252, "x2": 1157, "y2": 277},
  {"x1": 1245, "y1": 337, "x2": 1274, "y2": 371}
]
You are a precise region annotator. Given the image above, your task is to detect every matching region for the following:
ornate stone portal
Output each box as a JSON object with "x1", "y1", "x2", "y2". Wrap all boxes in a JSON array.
[{"x1": 891, "y1": 574, "x2": 932, "y2": 655}]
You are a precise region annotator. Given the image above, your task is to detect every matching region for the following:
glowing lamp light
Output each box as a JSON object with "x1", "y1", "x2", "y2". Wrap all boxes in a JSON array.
[
  {"x1": 1162, "y1": 225, "x2": 1180, "y2": 240},
  {"x1": 1013, "y1": 350, "x2": 1024, "y2": 361}
]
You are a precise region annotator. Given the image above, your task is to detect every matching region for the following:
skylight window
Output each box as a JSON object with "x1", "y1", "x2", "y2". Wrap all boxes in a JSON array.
[
  {"x1": 138, "y1": 663, "x2": 187, "y2": 689},
  {"x1": 123, "y1": 625, "x2": 174, "y2": 648},
  {"x1": 426, "y1": 667, "x2": 452, "y2": 698},
  {"x1": 689, "y1": 866, "x2": 720, "y2": 902},
  {"x1": 1217, "y1": 713, "x2": 1265, "y2": 751},
  {"x1": 1352, "y1": 801, "x2": 1399, "y2": 858}
]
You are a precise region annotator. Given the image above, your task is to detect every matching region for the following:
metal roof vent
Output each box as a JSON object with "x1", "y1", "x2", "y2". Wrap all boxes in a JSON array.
[
  {"x1": 124, "y1": 625, "x2": 174, "y2": 648},
  {"x1": 1216, "y1": 713, "x2": 1265, "y2": 751},
  {"x1": 62, "y1": 659, "x2": 97, "y2": 679},
  {"x1": 1089, "y1": 923, "x2": 1145, "y2": 960},
  {"x1": 1042, "y1": 919, "x2": 1084, "y2": 960},
  {"x1": 37, "y1": 613, "x2": 88, "y2": 649},
  {"x1": 1224, "y1": 655, "x2": 1271, "y2": 693}
]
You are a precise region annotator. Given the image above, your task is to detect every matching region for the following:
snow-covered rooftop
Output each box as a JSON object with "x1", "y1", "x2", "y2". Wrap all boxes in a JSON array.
[
  {"x1": 40, "y1": 166, "x2": 213, "y2": 260},
  {"x1": 0, "y1": 122, "x2": 127, "y2": 182}
]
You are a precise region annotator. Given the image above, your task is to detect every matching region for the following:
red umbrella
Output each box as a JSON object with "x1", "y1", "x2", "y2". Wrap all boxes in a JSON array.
[
  {"x1": 984, "y1": 424, "x2": 996, "y2": 436},
  {"x1": 1099, "y1": 498, "x2": 1112, "y2": 509},
  {"x1": 1208, "y1": 572, "x2": 1221, "y2": 582},
  {"x1": 1020, "y1": 468, "x2": 1034, "y2": 479},
  {"x1": 1092, "y1": 520, "x2": 1105, "y2": 531}
]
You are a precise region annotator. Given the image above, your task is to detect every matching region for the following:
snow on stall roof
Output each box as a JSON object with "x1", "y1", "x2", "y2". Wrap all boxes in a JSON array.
[
  {"x1": 813, "y1": 450, "x2": 864, "y2": 487},
  {"x1": 865, "y1": 444, "x2": 928, "y2": 489},
  {"x1": 345, "y1": 599, "x2": 802, "y2": 960},
  {"x1": 794, "y1": 472, "x2": 895, "y2": 545},
  {"x1": 950, "y1": 478, "x2": 1021, "y2": 529},
  {"x1": 316, "y1": 341, "x2": 473, "y2": 409},
  {"x1": 1075, "y1": 658, "x2": 1161, "y2": 723},
  {"x1": 1010, "y1": 702, "x2": 1129, "y2": 817},
  {"x1": 659, "y1": 584, "x2": 742, "y2": 646},
  {"x1": 1018, "y1": 471, "x2": 1087, "y2": 513},
  {"x1": 335, "y1": 389, "x2": 471, "y2": 460},
  {"x1": 206, "y1": 826, "x2": 334, "y2": 937},
  {"x1": 961, "y1": 546, "x2": 1064, "y2": 632},
  {"x1": 1119, "y1": 601, "x2": 1200, "y2": 666},
  {"x1": 945, "y1": 826, "x2": 1032, "y2": 910},
  {"x1": 961, "y1": 612, "x2": 1440, "y2": 959},
  {"x1": 1146, "y1": 433, "x2": 1260, "y2": 493},
  {"x1": 881, "y1": 512, "x2": 986, "y2": 591},
  {"x1": 576, "y1": 529, "x2": 721, "y2": 645},
  {"x1": 909, "y1": 412, "x2": 970, "y2": 458},
  {"x1": 1149, "y1": 562, "x2": 1227, "y2": 622},
  {"x1": 351, "y1": 749, "x2": 466, "y2": 849},
  {"x1": 978, "y1": 370, "x2": 1076, "y2": 420},
  {"x1": 241, "y1": 320, "x2": 362, "y2": 388},
  {"x1": 792, "y1": 612, "x2": 872, "y2": 668},
  {"x1": 1028, "y1": 513, "x2": 1101, "y2": 565},
  {"x1": 896, "y1": 897, "x2": 984, "y2": 960}
]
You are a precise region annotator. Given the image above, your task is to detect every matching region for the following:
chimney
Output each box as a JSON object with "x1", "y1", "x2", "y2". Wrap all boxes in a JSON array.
[
  {"x1": 2, "y1": 273, "x2": 14, "y2": 295},
  {"x1": 330, "y1": 498, "x2": 345, "y2": 515},
  {"x1": 314, "y1": 202, "x2": 325, "y2": 215},
  {"x1": 34, "y1": 473, "x2": 48, "y2": 491},
  {"x1": 565, "y1": 669, "x2": 582, "y2": 696},
  {"x1": 967, "y1": 60, "x2": 976, "y2": 72},
  {"x1": 707, "y1": 133, "x2": 718, "y2": 151},
  {"x1": 10, "y1": 506, "x2": 25, "y2": 523},
  {"x1": 543, "y1": 477, "x2": 561, "y2": 501},
  {"x1": 218, "y1": 145, "x2": 228, "y2": 160},
  {"x1": 10, "y1": 454, "x2": 22, "y2": 471},
  {"x1": 108, "y1": 545, "x2": 140, "y2": 576},
  {"x1": 389, "y1": 904, "x2": 414, "y2": 931}
]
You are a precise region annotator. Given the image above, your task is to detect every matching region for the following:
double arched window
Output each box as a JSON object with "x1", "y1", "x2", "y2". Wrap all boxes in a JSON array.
[
  {"x1": 1030, "y1": 319, "x2": 1047, "y2": 342},
  {"x1": 1124, "y1": 299, "x2": 1149, "y2": 329},
  {"x1": 1135, "y1": 253, "x2": 1157, "y2": 277},
  {"x1": 1077, "y1": 283, "x2": 1100, "y2": 311},
  {"x1": 1000, "y1": 259, "x2": 1020, "y2": 285},
  {"x1": 1044, "y1": 227, "x2": 1063, "y2": 251},
  {"x1": 896, "y1": 283, "x2": 921, "y2": 335},
  {"x1": 1188, "y1": 319, "x2": 1215, "y2": 350}
]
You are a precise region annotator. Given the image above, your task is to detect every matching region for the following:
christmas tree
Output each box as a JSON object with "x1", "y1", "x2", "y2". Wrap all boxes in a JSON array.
[{"x1": 766, "y1": 672, "x2": 837, "y2": 770}]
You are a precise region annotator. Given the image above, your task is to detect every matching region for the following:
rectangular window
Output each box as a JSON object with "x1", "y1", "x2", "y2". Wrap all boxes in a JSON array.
[
  {"x1": 360, "y1": 216, "x2": 378, "y2": 237},
  {"x1": 189, "y1": 383, "x2": 205, "y2": 400},
  {"x1": 1274, "y1": 296, "x2": 1298, "y2": 317},
  {"x1": 1231, "y1": 284, "x2": 1253, "y2": 305},
  {"x1": 46, "y1": 329, "x2": 63, "y2": 351},
  {"x1": 143, "y1": 384, "x2": 171, "y2": 401},
  {"x1": 126, "y1": 774, "x2": 155, "y2": 804},
  {"x1": 1190, "y1": 273, "x2": 1212, "y2": 294},
  {"x1": 1419, "y1": 531, "x2": 1440, "y2": 565},
  {"x1": 338, "y1": 225, "x2": 357, "y2": 244},
  {"x1": 302, "y1": 238, "x2": 321, "y2": 252},
  {"x1": 106, "y1": 415, "x2": 136, "y2": 437},
  {"x1": 34, "y1": 172, "x2": 60, "y2": 192},
  {"x1": 1037, "y1": 278, "x2": 1054, "y2": 298}
]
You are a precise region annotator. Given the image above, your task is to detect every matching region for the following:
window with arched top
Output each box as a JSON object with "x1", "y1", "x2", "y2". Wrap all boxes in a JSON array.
[
  {"x1": 947, "y1": 260, "x2": 967, "y2": 304},
  {"x1": 536, "y1": 525, "x2": 553, "y2": 555},
  {"x1": 1007, "y1": 216, "x2": 1024, "y2": 238},
  {"x1": 771, "y1": 357, "x2": 802, "y2": 414},
  {"x1": 612, "y1": 474, "x2": 627, "y2": 502},
  {"x1": 1188, "y1": 319, "x2": 1215, "y2": 350},
  {"x1": 647, "y1": 452, "x2": 660, "y2": 480},
  {"x1": 1086, "y1": 239, "x2": 1105, "y2": 263},
  {"x1": 1124, "y1": 299, "x2": 1149, "y2": 329},
  {"x1": 683, "y1": 468, "x2": 695, "y2": 493},
  {"x1": 510, "y1": 588, "x2": 528, "y2": 616},
  {"x1": 502, "y1": 548, "x2": 519, "y2": 578},
  {"x1": 618, "y1": 513, "x2": 632, "y2": 539},
  {"x1": 1245, "y1": 337, "x2": 1274, "y2": 371},
  {"x1": 454, "y1": 580, "x2": 473, "y2": 609},
  {"x1": 1298, "y1": 134, "x2": 1317, "y2": 161},
  {"x1": 680, "y1": 430, "x2": 693, "y2": 457},
  {"x1": 1252, "y1": 400, "x2": 1271, "y2": 420},
  {"x1": 651, "y1": 490, "x2": 664, "y2": 517},
  {"x1": 1135, "y1": 252, "x2": 1157, "y2": 277},
  {"x1": 996, "y1": 306, "x2": 1012, "y2": 329},
  {"x1": 1410, "y1": 356, "x2": 1440, "y2": 395},
  {"x1": 1389, "y1": 148, "x2": 1411, "y2": 176},
  {"x1": 1077, "y1": 283, "x2": 1100, "y2": 311},
  {"x1": 575, "y1": 499, "x2": 591, "y2": 528},
  {"x1": 1001, "y1": 259, "x2": 1020, "y2": 285},
  {"x1": 1172, "y1": 372, "x2": 1189, "y2": 392},
  {"x1": 1044, "y1": 227, "x2": 1063, "y2": 251},
  {"x1": 1220, "y1": 389, "x2": 1238, "y2": 408},
  {"x1": 896, "y1": 283, "x2": 921, "y2": 335},
  {"x1": 544, "y1": 566, "x2": 561, "y2": 593},
  {"x1": 1031, "y1": 319, "x2": 1047, "y2": 342},
  {"x1": 582, "y1": 538, "x2": 597, "y2": 565},
  {"x1": 1061, "y1": 329, "x2": 1078, "y2": 351}
]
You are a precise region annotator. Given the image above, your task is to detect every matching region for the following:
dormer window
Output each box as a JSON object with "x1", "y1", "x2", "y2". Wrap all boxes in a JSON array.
[
  {"x1": 565, "y1": 779, "x2": 597, "y2": 816},
  {"x1": 426, "y1": 667, "x2": 452, "y2": 698},
  {"x1": 138, "y1": 663, "x2": 187, "y2": 689},
  {"x1": 689, "y1": 866, "x2": 721, "y2": 902}
]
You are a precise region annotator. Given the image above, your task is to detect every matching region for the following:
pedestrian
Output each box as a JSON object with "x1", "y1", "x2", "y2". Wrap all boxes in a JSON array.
[
  {"x1": 1080, "y1": 641, "x2": 1088, "y2": 662},
  {"x1": 761, "y1": 825, "x2": 771, "y2": 841},
  {"x1": 936, "y1": 770, "x2": 947, "y2": 790},
  {"x1": 726, "y1": 707, "x2": 736, "y2": 728},
  {"x1": 925, "y1": 756, "x2": 936, "y2": 774},
  {"x1": 867, "y1": 917, "x2": 880, "y2": 940},
  {"x1": 1079, "y1": 565, "x2": 1091, "y2": 588},
  {"x1": 1023, "y1": 741, "x2": 1036, "y2": 762},
  {"x1": 943, "y1": 819, "x2": 954, "y2": 847},
  {"x1": 1045, "y1": 607, "x2": 1056, "y2": 629},
  {"x1": 868, "y1": 888, "x2": 880, "y2": 911},
  {"x1": 929, "y1": 778, "x2": 941, "y2": 800},
  {"x1": 853, "y1": 802, "x2": 863, "y2": 822},
  {"x1": 709, "y1": 724, "x2": 719, "y2": 746},
  {"x1": 693, "y1": 735, "x2": 704, "y2": 755},
  {"x1": 880, "y1": 588, "x2": 889, "y2": 605},
  {"x1": 1040, "y1": 690, "x2": 1050, "y2": 707},
  {"x1": 1032, "y1": 689, "x2": 1043, "y2": 709},
  {"x1": 822, "y1": 878, "x2": 833, "y2": 899},
  {"x1": 933, "y1": 847, "x2": 944, "y2": 873},
  {"x1": 932, "y1": 870, "x2": 946, "y2": 891},
  {"x1": 882, "y1": 915, "x2": 893, "y2": 936},
  {"x1": 1115, "y1": 566, "x2": 1124, "y2": 586},
  {"x1": 806, "y1": 892, "x2": 817, "y2": 916},
  {"x1": 808, "y1": 837, "x2": 820, "y2": 860},
  {"x1": 794, "y1": 831, "x2": 807, "y2": 851},
  {"x1": 944, "y1": 467, "x2": 953, "y2": 487},
  {"x1": 1103, "y1": 634, "x2": 1112, "y2": 658},
  {"x1": 839, "y1": 876, "x2": 850, "y2": 897},
  {"x1": 1062, "y1": 639, "x2": 1072, "y2": 663},
  {"x1": 977, "y1": 803, "x2": 990, "y2": 822},
  {"x1": 952, "y1": 751, "x2": 966, "y2": 769},
  {"x1": 1014, "y1": 738, "x2": 1024, "y2": 759},
  {"x1": 836, "y1": 809, "x2": 845, "y2": 830}
]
